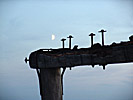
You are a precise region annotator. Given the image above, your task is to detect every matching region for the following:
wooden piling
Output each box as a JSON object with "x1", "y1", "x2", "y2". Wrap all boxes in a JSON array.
[{"x1": 40, "y1": 68, "x2": 62, "y2": 100}]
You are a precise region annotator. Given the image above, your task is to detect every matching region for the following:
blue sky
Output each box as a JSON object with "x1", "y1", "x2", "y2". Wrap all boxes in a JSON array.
[{"x1": 0, "y1": 0, "x2": 133, "y2": 100}]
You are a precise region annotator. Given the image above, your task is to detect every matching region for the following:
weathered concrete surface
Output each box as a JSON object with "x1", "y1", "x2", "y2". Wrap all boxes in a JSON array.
[
  {"x1": 29, "y1": 42, "x2": 133, "y2": 69},
  {"x1": 40, "y1": 68, "x2": 62, "y2": 100}
]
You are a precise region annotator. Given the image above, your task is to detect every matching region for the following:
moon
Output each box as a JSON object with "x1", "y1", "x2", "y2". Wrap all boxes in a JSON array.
[{"x1": 52, "y1": 34, "x2": 55, "y2": 40}]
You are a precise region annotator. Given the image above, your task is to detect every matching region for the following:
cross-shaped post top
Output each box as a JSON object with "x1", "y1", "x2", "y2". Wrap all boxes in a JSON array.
[
  {"x1": 61, "y1": 38, "x2": 66, "y2": 41},
  {"x1": 89, "y1": 33, "x2": 95, "y2": 46},
  {"x1": 89, "y1": 33, "x2": 95, "y2": 37},
  {"x1": 98, "y1": 29, "x2": 107, "y2": 46},
  {"x1": 61, "y1": 38, "x2": 66, "y2": 49},
  {"x1": 67, "y1": 35, "x2": 74, "y2": 49},
  {"x1": 98, "y1": 29, "x2": 107, "y2": 33},
  {"x1": 67, "y1": 35, "x2": 73, "y2": 39}
]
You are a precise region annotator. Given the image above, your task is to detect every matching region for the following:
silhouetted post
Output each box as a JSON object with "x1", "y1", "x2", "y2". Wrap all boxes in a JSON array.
[
  {"x1": 89, "y1": 33, "x2": 95, "y2": 46},
  {"x1": 61, "y1": 38, "x2": 66, "y2": 49},
  {"x1": 25, "y1": 57, "x2": 29, "y2": 63},
  {"x1": 67, "y1": 35, "x2": 73, "y2": 49},
  {"x1": 98, "y1": 29, "x2": 107, "y2": 46},
  {"x1": 40, "y1": 68, "x2": 62, "y2": 100}
]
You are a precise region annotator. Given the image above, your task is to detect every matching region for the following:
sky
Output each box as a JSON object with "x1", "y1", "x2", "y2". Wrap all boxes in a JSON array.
[{"x1": 0, "y1": 0, "x2": 133, "y2": 100}]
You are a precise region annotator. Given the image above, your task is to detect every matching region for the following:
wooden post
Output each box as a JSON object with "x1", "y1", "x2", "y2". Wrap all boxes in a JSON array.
[{"x1": 40, "y1": 68, "x2": 62, "y2": 100}]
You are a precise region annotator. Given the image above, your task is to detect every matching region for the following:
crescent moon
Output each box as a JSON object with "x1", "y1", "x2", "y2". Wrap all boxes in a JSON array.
[{"x1": 52, "y1": 34, "x2": 55, "y2": 40}]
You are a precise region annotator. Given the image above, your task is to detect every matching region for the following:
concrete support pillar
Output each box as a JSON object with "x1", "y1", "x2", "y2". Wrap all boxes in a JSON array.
[{"x1": 40, "y1": 68, "x2": 62, "y2": 100}]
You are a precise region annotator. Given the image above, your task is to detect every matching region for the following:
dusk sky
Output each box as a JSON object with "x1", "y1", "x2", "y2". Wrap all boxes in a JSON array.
[{"x1": 0, "y1": 0, "x2": 133, "y2": 100}]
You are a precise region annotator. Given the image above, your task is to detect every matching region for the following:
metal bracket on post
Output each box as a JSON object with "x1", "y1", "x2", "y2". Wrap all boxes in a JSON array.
[{"x1": 24, "y1": 57, "x2": 29, "y2": 63}]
